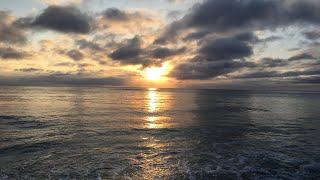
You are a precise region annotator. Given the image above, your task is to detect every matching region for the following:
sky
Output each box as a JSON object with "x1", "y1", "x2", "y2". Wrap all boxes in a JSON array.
[{"x1": 1, "y1": 0, "x2": 320, "y2": 90}]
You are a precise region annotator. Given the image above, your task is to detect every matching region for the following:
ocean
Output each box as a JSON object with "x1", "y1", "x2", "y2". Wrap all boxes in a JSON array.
[{"x1": 0, "y1": 86, "x2": 319, "y2": 179}]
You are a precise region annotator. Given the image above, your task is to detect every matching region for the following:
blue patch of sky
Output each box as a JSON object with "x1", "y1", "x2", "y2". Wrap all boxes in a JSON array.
[{"x1": 0, "y1": 0, "x2": 46, "y2": 16}]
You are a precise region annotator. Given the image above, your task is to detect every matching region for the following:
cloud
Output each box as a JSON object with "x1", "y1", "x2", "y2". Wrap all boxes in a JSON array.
[
  {"x1": 160, "y1": 0, "x2": 320, "y2": 84},
  {"x1": 0, "y1": 11, "x2": 27, "y2": 44},
  {"x1": 303, "y1": 30, "x2": 320, "y2": 40},
  {"x1": 183, "y1": 30, "x2": 210, "y2": 41},
  {"x1": 167, "y1": 10, "x2": 183, "y2": 20},
  {"x1": 151, "y1": 47, "x2": 186, "y2": 59},
  {"x1": 259, "y1": 58, "x2": 288, "y2": 68},
  {"x1": 183, "y1": 0, "x2": 280, "y2": 31},
  {"x1": 31, "y1": 5, "x2": 91, "y2": 34},
  {"x1": 100, "y1": 7, "x2": 158, "y2": 24},
  {"x1": 109, "y1": 36, "x2": 142, "y2": 61},
  {"x1": 295, "y1": 76, "x2": 320, "y2": 84},
  {"x1": 102, "y1": 8, "x2": 129, "y2": 21},
  {"x1": 53, "y1": 62, "x2": 91, "y2": 68},
  {"x1": 76, "y1": 39, "x2": 102, "y2": 51},
  {"x1": 237, "y1": 69, "x2": 320, "y2": 79},
  {"x1": 102, "y1": 8, "x2": 152, "y2": 22},
  {"x1": 96, "y1": 8, "x2": 162, "y2": 36},
  {"x1": 66, "y1": 49, "x2": 84, "y2": 61},
  {"x1": 257, "y1": 36, "x2": 282, "y2": 43},
  {"x1": 77, "y1": 63, "x2": 91, "y2": 67},
  {"x1": 288, "y1": 53, "x2": 316, "y2": 61},
  {"x1": 169, "y1": 50, "x2": 319, "y2": 80},
  {"x1": 108, "y1": 36, "x2": 158, "y2": 67},
  {"x1": 233, "y1": 32, "x2": 258, "y2": 42},
  {"x1": 169, "y1": 32, "x2": 258, "y2": 80},
  {"x1": 169, "y1": 57, "x2": 255, "y2": 80},
  {"x1": 108, "y1": 36, "x2": 184, "y2": 67},
  {"x1": 199, "y1": 37, "x2": 253, "y2": 61},
  {"x1": 157, "y1": 0, "x2": 320, "y2": 43},
  {"x1": 2, "y1": 0, "x2": 320, "y2": 88},
  {"x1": 54, "y1": 62, "x2": 76, "y2": 67},
  {"x1": 168, "y1": 32, "x2": 320, "y2": 81},
  {"x1": 0, "y1": 73, "x2": 125, "y2": 86},
  {"x1": 101, "y1": 7, "x2": 170, "y2": 28},
  {"x1": 15, "y1": 68, "x2": 43, "y2": 72},
  {"x1": 0, "y1": 47, "x2": 30, "y2": 60}
]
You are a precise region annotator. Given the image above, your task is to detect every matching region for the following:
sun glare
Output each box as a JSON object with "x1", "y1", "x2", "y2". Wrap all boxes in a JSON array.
[{"x1": 145, "y1": 67, "x2": 166, "y2": 81}]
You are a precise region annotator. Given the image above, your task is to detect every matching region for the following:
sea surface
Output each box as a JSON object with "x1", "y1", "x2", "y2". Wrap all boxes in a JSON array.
[{"x1": 0, "y1": 86, "x2": 320, "y2": 179}]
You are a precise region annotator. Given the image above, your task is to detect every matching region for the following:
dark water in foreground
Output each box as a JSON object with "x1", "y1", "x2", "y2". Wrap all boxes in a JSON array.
[{"x1": 0, "y1": 86, "x2": 320, "y2": 179}]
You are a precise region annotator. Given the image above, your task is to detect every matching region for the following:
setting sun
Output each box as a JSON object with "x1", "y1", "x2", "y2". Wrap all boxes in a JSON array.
[{"x1": 145, "y1": 67, "x2": 166, "y2": 81}]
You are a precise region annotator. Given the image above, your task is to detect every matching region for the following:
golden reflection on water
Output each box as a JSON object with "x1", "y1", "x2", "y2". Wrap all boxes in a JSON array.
[
  {"x1": 146, "y1": 116, "x2": 164, "y2": 129},
  {"x1": 139, "y1": 89, "x2": 171, "y2": 178},
  {"x1": 146, "y1": 88, "x2": 164, "y2": 129},
  {"x1": 148, "y1": 89, "x2": 158, "y2": 113}
]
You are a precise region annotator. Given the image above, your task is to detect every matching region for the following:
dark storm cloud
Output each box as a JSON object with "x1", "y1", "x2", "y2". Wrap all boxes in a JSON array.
[
  {"x1": 66, "y1": 49, "x2": 84, "y2": 61},
  {"x1": 183, "y1": 30, "x2": 210, "y2": 41},
  {"x1": 101, "y1": 8, "x2": 150, "y2": 23},
  {"x1": 170, "y1": 58, "x2": 255, "y2": 80},
  {"x1": 108, "y1": 36, "x2": 162, "y2": 67},
  {"x1": 153, "y1": 37, "x2": 167, "y2": 45},
  {"x1": 170, "y1": 51, "x2": 319, "y2": 80},
  {"x1": 164, "y1": 0, "x2": 320, "y2": 82},
  {"x1": 233, "y1": 32, "x2": 258, "y2": 42},
  {"x1": 31, "y1": 6, "x2": 91, "y2": 34},
  {"x1": 187, "y1": 32, "x2": 257, "y2": 63},
  {"x1": 15, "y1": 68, "x2": 43, "y2": 72},
  {"x1": 295, "y1": 76, "x2": 320, "y2": 84},
  {"x1": 151, "y1": 47, "x2": 186, "y2": 59},
  {"x1": 288, "y1": 53, "x2": 316, "y2": 61},
  {"x1": 169, "y1": 39, "x2": 320, "y2": 81},
  {"x1": 281, "y1": 69, "x2": 320, "y2": 77},
  {"x1": 108, "y1": 36, "x2": 184, "y2": 67},
  {"x1": 109, "y1": 36, "x2": 141, "y2": 61},
  {"x1": 102, "y1": 8, "x2": 129, "y2": 21},
  {"x1": 182, "y1": 0, "x2": 279, "y2": 31},
  {"x1": 303, "y1": 31, "x2": 320, "y2": 40},
  {"x1": 200, "y1": 37, "x2": 253, "y2": 61},
  {"x1": 0, "y1": 11, "x2": 27, "y2": 44},
  {"x1": 108, "y1": 36, "x2": 146, "y2": 66},
  {"x1": 0, "y1": 47, "x2": 29, "y2": 60},
  {"x1": 169, "y1": 32, "x2": 258, "y2": 80},
  {"x1": 76, "y1": 39, "x2": 102, "y2": 51},
  {"x1": 157, "y1": 0, "x2": 320, "y2": 43},
  {"x1": 237, "y1": 69, "x2": 320, "y2": 79},
  {"x1": 237, "y1": 71, "x2": 280, "y2": 79}
]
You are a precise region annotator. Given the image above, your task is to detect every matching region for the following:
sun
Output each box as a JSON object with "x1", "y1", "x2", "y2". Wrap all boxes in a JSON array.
[{"x1": 145, "y1": 67, "x2": 166, "y2": 81}]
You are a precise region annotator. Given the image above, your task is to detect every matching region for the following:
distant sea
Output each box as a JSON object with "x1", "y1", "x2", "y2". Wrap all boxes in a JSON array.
[{"x1": 0, "y1": 86, "x2": 320, "y2": 179}]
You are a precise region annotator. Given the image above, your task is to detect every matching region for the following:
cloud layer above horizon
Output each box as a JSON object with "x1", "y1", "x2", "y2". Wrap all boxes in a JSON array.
[{"x1": 1, "y1": 0, "x2": 320, "y2": 89}]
